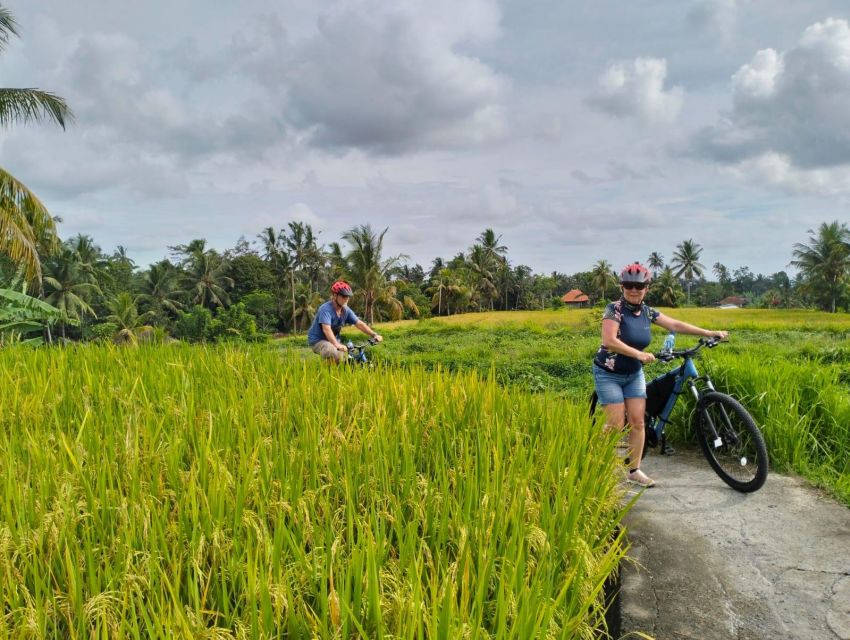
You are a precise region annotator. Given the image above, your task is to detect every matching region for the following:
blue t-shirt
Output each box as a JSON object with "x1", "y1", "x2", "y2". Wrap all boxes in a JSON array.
[
  {"x1": 307, "y1": 300, "x2": 360, "y2": 345},
  {"x1": 593, "y1": 299, "x2": 659, "y2": 374}
]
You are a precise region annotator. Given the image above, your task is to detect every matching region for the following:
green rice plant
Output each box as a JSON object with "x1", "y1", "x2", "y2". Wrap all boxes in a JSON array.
[
  {"x1": 0, "y1": 344, "x2": 630, "y2": 638},
  {"x1": 701, "y1": 347, "x2": 850, "y2": 504}
]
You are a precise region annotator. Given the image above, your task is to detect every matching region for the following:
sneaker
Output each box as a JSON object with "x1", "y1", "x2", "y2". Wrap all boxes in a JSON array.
[{"x1": 626, "y1": 469, "x2": 656, "y2": 488}]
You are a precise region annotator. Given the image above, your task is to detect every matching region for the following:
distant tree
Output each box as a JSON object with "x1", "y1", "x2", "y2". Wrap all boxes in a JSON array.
[
  {"x1": 671, "y1": 239, "x2": 705, "y2": 305},
  {"x1": 284, "y1": 221, "x2": 322, "y2": 330},
  {"x1": 713, "y1": 262, "x2": 732, "y2": 297},
  {"x1": 590, "y1": 260, "x2": 617, "y2": 303},
  {"x1": 106, "y1": 292, "x2": 153, "y2": 344},
  {"x1": 791, "y1": 221, "x2": 850, "y2": 313},
  {"x1": 240, "y1": 291, "x2": 278, "y2": 332},
  {"x1": 180, "y1": 241, "x2": 233, "y2": 308},
  {"x1": 139, "y1": 260, "x2": 183, "y2": 325},
  {"x1": 427, "y1": 268, "x2": 471, "y2": 315},
  {"x1": 732, "y1": 266, "x2": 755, "y2": 294},
  {"x1": 291, "y1": 283, "x2": 323, "y2": 331},
  {"x1": 467, "y1": 244, "x2": 498, "y2": 310},
  {"x1": 339, "y1": 224, "x2": 406, "y2": 324},
  {"x1": 647, "y1": 267, "x2": 683, "y2": 307},
  {"x1": 647, "y1": 252, "x2": 664, "y2": 278},
  {"x1": 41, "y1": 248, "x2": 101, "y2": 338},
  {"x1": 227, "y1": 253, "x2": 276, "y2": 299}
]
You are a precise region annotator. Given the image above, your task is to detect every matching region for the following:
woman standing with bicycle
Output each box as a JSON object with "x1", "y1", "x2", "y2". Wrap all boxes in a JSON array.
[{"x1": 593, "y1": 263, "x2": 727, "y2": 487}]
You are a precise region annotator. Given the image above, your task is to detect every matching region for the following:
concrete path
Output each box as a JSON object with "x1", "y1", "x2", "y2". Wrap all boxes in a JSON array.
[{"x1": 619, "y1": 449, "x2": 850, "y2": 640}]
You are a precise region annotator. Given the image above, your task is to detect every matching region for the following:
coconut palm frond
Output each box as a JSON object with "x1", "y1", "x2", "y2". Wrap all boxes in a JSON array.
[
  {"x1": 0, "y1": 88, "x2": 73, "y2": 130},
  {"x1": 0, "y1": 7, "x2": 19, "y2": 52}
]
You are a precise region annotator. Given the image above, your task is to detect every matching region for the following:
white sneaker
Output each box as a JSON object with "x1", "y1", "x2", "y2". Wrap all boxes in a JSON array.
[{"x1": 626, "y1": 469, "x2": 656, "y2": 488}]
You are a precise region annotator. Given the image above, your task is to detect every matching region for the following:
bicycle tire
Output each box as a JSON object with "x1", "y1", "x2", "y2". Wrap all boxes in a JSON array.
[{"x1": 695, "y1": 392, "x2": 768, "y2": 493}]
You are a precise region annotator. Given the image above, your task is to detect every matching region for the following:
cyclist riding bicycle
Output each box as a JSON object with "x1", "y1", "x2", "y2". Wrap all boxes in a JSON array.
[
  {"x1": 592, "y1": 262, "x2": 727, "y2": 487},
  {"x1": 307, "y1": 280, "x2": 383, "y2": 364}
]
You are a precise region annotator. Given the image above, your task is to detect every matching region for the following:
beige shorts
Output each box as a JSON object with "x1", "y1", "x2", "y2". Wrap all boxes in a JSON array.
[{"x1": 311, "y1": 340, "x2": 345, "y2": 363}]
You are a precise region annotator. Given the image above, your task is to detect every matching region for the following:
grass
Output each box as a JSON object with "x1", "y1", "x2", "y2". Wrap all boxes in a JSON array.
[
  {"x1": 0, "y1": 344, "x2": 629, "y2": 638},
  {"x1": 287, "y1": 307, "x2": 850, "y2": 506}
]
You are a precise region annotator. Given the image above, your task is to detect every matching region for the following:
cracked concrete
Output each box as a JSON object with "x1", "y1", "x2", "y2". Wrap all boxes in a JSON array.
[{"x1": 619, "y1": 449, "x2": 850, "y2": 640}]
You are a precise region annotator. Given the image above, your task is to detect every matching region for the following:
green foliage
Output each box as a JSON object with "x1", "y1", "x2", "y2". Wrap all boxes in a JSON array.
[
  {"x1": 0, "y1": 285, "x2": 61, "y2": 344},
  {"x1": 241, "y1": 291, "x2": 278, "y2": 332},
  {"x1": 173, "y1": 305, "x2": 215, "y2": 342},
  {"x1": 174, "y1": 303, "x2": 261, "y2": 342}
]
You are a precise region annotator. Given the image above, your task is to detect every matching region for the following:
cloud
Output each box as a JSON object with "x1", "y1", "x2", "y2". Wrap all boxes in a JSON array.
[
  {"x1": 686, "y1": 0, "x2": 741, "y2": 43},
  {"x1": 587, "y1": 57, "x2": 684, "y2": 124},
  {"x1": 241, "y1": 0, "x2": 508, "y2": 153},
  {"x1": 690, "y1": 18, "x2": 850, "y2": 190}
]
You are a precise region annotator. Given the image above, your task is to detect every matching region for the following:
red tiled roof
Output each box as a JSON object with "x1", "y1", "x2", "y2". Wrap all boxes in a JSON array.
[{"x1": 561, "y1": 289, "x2": 589, "y2": 303}]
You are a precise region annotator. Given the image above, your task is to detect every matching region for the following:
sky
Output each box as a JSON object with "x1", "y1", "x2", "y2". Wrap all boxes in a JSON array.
[{"x1": 3, "y1": 0, "x2": 850, "y2": 277}]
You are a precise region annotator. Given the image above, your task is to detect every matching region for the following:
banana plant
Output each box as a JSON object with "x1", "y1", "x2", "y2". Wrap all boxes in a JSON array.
[{"x1": 0, "y1": 286, "x2": 63, "y2": 345}]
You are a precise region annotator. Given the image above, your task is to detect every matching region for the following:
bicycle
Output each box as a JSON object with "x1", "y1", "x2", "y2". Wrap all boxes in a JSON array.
[
  {"x1": 592, "y1": 337, "x2": 769, "y2": 493},
  {"x1": 344, "y1": 337, "x2": 380, "y2": 366}
]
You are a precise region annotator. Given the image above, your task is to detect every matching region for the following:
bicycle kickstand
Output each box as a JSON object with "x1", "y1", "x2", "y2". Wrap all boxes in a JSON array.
[{"x1": 660, "y1": 432, "x2": 676, "y2": 456}]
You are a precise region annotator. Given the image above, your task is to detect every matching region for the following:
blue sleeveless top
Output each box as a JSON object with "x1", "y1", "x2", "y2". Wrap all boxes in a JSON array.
[{"x1": 593, "y1": 299, "x2": 659, "y2": 374}]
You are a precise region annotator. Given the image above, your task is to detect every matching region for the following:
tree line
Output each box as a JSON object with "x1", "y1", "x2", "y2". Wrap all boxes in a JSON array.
[{"x1": 1, "y1": 220, "x2": 848, "y2": 345}]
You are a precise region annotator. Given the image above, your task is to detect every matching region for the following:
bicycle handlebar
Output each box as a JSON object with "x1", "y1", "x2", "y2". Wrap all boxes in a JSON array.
[
  {"x1": 346, "y1": 337, "x2": 380, "y2": 351},
  {"x1": 653, "y1": 336, "x2": 723, "y2": 362}
]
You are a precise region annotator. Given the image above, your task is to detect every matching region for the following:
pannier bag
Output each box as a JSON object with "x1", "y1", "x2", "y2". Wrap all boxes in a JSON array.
[{"x1": 644, "y1": 370, "x2": 678, "y2": 418}]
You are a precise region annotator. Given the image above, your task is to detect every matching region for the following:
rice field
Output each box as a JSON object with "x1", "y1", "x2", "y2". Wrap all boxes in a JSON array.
[
  {"x1": 366, "y1": 308, "x2": 850, "y2": 506},
  {"x1": 0, "y1": 344, "x2": 628, "y2": 638}
]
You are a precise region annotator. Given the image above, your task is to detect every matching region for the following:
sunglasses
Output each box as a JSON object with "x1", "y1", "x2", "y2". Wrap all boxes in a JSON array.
[{"x1": 622, "y1": 282, "x2": 648, "y2": 291}]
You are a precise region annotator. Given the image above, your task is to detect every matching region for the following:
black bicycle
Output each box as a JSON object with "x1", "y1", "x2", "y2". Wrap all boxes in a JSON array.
[{"x1": 592, "y1": 337, "x2": 769, "y2": 493}]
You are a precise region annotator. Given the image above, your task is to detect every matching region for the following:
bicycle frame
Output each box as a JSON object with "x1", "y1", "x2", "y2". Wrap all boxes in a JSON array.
[
  {"x1": 646, "y1": 345, "x2": 719, "y2": 454},
  {"x1": 345, "y1": 337, "x2": 379, "y2": 365}
]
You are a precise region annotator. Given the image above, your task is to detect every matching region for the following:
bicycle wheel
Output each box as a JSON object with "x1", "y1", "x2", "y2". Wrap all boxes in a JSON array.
[{"x1": 695, "y1": 392, "x2": 768, "y2": 492}]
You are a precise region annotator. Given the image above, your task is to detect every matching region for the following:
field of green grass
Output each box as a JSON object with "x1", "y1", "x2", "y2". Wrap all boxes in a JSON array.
[
  {"x1": 289, "y1": 308, "x2": 850, "y2": 505},
  {"x1": 0, "y1": 344, "x2": 627, "y2": 638}
]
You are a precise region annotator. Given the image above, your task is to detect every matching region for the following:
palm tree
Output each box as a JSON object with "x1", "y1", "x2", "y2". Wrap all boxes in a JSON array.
[
  {"x1": 648, "y1": 268, "x2": 683, "y2": 307},
  {"x1": 427, "y1": 268, "x2": 470, "y2": 315},
  {"x1": 713, "y1": 262, "x2": 732, "y2": 297},
  {"x1": 0, "y1": 6, "x2": 72, "y2": 282},
  {"x1": 671, "y1": 239, "x2": 705, "y2": 305},
  {"x1": 590, "y1": 259, "x2": 617, "y2": 303},
  {"x1": 340, "y1": 224, "x2": 407, "y2": 324},
  {"x1": 467, "y1": 244, "x2": 498, "y2": 310},
  {"x1": 182, "y1": 243, "x2": 233, "y2": 308},
  {"x1": 647, "y1": 252, "x2": 664, "y2": 278},
  {"x1": 476, "y1": 228, "x2": 508, "y2": 307},
  {"x1": 258, "y1": 226, "x2": 291, "y2": 326},
  {"x1": 285, "y1": 222, "x2": 321, "y2": 332},
  {"x1": 139, "y1": 260, "x2": 184, "y2": 324},
  {"x1": 41, "y1": 248, "x2": 101, "y2": 338},
  {"x1": 291, "y1": 283, "x2": 324, "y2": 331},
  {"x1": 107, "y1": 292, "x2": 153, "y2": 344},
  {"x1": 791, "y1": 221, "x2": 850, "y2": 313}
]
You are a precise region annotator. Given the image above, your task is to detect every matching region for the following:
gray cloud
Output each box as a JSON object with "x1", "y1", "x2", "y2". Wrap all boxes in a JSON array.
[
  {"x1": 691, "y1": 18, "x2": 850, "y2": 173},
  {"x1": 266, "y1": 0, "x2": 508, "y2": 153},
  {"x1": 686, "y1": 0, "x2": 741, "y2": 44}
]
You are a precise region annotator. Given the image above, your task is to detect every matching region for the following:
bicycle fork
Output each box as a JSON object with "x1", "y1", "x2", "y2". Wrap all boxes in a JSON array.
[{"x1": 691, "y1": 378, "x2": 739, "y2": 449}]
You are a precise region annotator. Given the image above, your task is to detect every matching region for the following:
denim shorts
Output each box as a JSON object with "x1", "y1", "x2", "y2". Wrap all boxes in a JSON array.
[{"x1": 592, "y1": 364, "x2": 646, "y2": 405}]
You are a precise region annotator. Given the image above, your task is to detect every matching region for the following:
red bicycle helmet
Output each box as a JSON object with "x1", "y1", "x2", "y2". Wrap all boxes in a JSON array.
[
  {"x1": 331, "y1": 280, "x2": 353, "y2": 296},
  {"x1": 619, "y1": 262, "x2": 652, "y2": 284}
]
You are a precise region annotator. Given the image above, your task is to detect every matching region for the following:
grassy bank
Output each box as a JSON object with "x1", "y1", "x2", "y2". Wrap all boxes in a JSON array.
[{"x1": 0, "y1": 344, "x2": 628, "y2": 638}]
